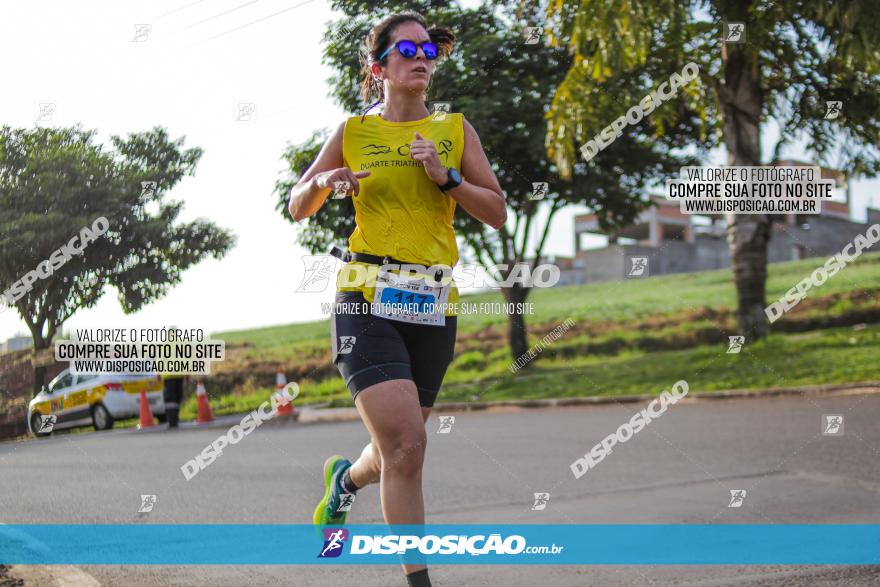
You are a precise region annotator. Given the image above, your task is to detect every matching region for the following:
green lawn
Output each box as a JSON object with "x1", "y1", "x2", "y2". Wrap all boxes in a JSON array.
[
  {"x1": 442, "y1": 323, "x2": 880, "y2": 402},
  {"x1": 182, "y1": 321, "x2": 879, "y2": 418},
  {"x1": 186, "y1": 250, "x2": 880, "y2": 418},
  {"x1": 213, "y1": 251, "x2": 880, "y2": 345}
]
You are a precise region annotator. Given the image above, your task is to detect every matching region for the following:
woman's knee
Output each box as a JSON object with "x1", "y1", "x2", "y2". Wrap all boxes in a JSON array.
[{"x1": 378, "y1": 428, "x2": 427, "y2": 476}]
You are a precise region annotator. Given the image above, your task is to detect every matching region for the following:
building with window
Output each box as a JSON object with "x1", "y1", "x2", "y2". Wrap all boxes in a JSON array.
[
  {"x1": 544, "y1": 161, "x2": 879, "y2": 284},
  {"x1": 0, "y1": 335, "x2": 33, "y2": 356}
]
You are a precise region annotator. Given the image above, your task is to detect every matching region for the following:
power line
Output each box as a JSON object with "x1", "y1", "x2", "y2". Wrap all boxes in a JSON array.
[
  {"x1": 179, "y1": 0, "x2": 263, "y2": 31},
  {"x1": 148, "y1": 0, "x2": 206, "y2": 22},
  {"x1": 196, "y1": 0, "x2": 318, "y2": 44}
]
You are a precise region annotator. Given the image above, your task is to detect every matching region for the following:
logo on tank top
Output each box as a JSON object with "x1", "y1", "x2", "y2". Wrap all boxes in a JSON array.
[
  {"x1": 436, "y1": 139, "x2": 453, "y2": 161},
  {"x1": 361, "y1": 143, "x2": 391, "y2": 156},
  {"x1": 359, "y1": 139, "x2": 454, "y2": 162}
]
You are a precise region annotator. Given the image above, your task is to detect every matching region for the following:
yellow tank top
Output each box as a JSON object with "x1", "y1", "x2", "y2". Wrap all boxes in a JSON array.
[{"x1": 336, "y1": 111, "x2": 464, "y2": 316}]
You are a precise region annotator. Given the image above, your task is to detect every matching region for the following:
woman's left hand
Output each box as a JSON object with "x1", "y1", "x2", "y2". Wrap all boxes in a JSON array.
[{"x1": 409, "y1": 132, "x2": 448, "y2": 184}]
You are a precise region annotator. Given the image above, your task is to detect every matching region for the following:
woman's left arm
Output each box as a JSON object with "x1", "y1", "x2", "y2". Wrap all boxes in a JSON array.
[{"x1": 411, "y1": 118, "x2": 507, "y2": 230}]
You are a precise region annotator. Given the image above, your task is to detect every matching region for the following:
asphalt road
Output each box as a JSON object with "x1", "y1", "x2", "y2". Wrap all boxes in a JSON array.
[{"x1": 2, "y1": 389, "x2": 879, "y2": 586}]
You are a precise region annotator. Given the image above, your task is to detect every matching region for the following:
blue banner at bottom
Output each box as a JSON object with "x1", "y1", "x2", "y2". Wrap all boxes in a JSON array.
[{"x1": 1, "y1": 524, "x2": 878, "y2": 565}]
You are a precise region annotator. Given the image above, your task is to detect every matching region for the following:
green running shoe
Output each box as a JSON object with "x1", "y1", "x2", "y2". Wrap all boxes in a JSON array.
[{"x1": 313, "y1": 455, "x2": 355, "y2": 528}]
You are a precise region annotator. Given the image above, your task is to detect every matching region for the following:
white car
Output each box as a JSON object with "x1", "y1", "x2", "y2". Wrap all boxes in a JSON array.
[{"x1": 28, "y1": 369, "x2": 166, "y2": 436}]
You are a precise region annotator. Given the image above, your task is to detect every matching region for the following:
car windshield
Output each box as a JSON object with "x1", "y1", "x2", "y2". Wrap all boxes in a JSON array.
[{"x1": 48, "y1": 371, "x2": 73, "y2": 392}]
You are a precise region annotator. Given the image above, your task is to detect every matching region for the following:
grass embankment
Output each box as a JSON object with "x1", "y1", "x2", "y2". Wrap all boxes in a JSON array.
[{"x1": 178, "y1": 251, "x2": 880, "y2": 418}]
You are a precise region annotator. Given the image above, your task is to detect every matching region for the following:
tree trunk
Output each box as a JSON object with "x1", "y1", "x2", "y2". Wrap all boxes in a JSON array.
[
  {"x1": 502, "y1": 284, "x2": 530, "y2": 367},
  {"x1": 32, "y1": 362, "x2": 47, "y2": 396},
  {"x1": 30, "y1": 330, "x2": 49, "y2": 396},
  {"x1": 719, "y1": 43, "x2": 771, "y2": 340}
]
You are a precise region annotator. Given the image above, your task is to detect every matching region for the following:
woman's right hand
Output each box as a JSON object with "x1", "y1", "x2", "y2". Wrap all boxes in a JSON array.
[
  {"x1": 315, "y1": 168, "x2": 371, "y2": 197},
  {"x1": 288, "y1": 121, "x2": 366, "y2": 222}
]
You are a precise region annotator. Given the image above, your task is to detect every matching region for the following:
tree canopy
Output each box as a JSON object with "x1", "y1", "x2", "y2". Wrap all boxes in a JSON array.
[{"x1": 0, "y1": 125, "x2": 236, "y2": 390}]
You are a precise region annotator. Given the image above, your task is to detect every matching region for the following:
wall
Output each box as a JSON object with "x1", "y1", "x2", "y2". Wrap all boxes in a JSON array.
[
  {"x1": 572, "y1": 214, "x2": 878, "y2": 284},
  {"x1": 0, "y1": 349, "x2": 67, "y2": 439}
]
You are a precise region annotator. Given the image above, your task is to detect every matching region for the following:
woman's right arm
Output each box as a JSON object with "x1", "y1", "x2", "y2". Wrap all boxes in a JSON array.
[{"x1": 288, "y1": 120, "x2": 370, "y2": 222}]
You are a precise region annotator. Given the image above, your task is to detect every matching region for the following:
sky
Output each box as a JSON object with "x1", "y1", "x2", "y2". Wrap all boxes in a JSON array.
[{"x1": 1, "y1": 0, "x2": 878, "y2": 342}]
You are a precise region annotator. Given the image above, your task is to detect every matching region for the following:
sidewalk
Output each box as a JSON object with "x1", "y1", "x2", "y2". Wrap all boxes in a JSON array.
[
  {"x1": 7, "y1": 381, "x2": 876, "y2": 442},
  {"x1": 172, "y1": 380, "x2": 880, "y2": 430}
]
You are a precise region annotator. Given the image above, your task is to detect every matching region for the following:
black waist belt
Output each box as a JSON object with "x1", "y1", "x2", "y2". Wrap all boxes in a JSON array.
[
  {"x1": 329, "y1": 246, "x2": 449, "y2": 283},
  {"x1": 329, "y1": 246, "x2": 407, "y2": 267}
]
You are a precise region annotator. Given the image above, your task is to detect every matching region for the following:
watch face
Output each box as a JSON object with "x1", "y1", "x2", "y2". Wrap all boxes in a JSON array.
[{"x1": 449, "y1": 168, "x2": 462, "y2": 183}]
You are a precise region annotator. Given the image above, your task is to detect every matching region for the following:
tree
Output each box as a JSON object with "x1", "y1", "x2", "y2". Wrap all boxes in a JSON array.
[
  {"x1": 275, "y1": 0, "x2": 701, "y2": 363},
  {"x1": 0, "y1": 125, "x2": 236, "y2": 393},
  {"x1": 544, "y1": 0, "x2": 880, "y2": 339}
]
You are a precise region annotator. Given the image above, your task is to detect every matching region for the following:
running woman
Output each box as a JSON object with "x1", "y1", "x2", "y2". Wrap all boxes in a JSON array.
[{"x1": 288, "y1": 11, "x2": 506, "y2": 586}]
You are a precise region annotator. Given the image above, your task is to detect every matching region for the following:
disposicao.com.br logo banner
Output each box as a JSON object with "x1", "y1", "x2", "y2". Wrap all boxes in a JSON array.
[{"x1": 2, "y1": 524, "x2": 879, "y2": 565}]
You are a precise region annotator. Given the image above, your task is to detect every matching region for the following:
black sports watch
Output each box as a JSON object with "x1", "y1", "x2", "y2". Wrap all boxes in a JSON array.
[{"x1": 437, "y1": 167, "x2": 462, "y2": 191}]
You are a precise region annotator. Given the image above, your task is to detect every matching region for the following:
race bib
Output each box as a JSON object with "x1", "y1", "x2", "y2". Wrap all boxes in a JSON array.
[{"x1": 371, "y1": 269, "x2": 450, "y2": 326}]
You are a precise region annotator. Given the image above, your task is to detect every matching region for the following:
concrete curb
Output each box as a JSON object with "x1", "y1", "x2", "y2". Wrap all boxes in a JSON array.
[
  {"x1": 1, "y1": 523, "x2": 100, "y2": 586},
  {"x1": 31, "y1": 381, "x2": 878, "y2": 436},
  {"x1": 289, "y1": 380, "x2": 880, "y2": 424},
  {"x1": 438, "y1": 380, "x2": 880, "y2": 409},
  {"x1": 8, "y1": 564, "x2": 100, "y2": 586}
]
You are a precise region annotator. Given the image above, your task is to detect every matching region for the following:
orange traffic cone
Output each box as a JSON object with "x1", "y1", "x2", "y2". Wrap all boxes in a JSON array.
[
  {"x1": 137, "y1": 390, "x2": 156, "y2": 429},
  {"x1": 195, "y1": 378, "x2": 214, "y2": 423},
  {"x1": 275, "y1": 369, "x2": 295, "y2": 416}
]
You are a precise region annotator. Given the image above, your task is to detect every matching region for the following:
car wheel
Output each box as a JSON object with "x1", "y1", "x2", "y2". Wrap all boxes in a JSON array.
[
  {"x1": 31, "y1": 412, "x2": 51, "y2": 438},
  {"x1": 92, "y1": 404, "x2": 115, "y2": 431}
]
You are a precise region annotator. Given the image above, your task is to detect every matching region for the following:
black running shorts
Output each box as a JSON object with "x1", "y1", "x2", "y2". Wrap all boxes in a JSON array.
[{"x1": 330, "y1": 290, "x2": 457, "y2": 408}]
